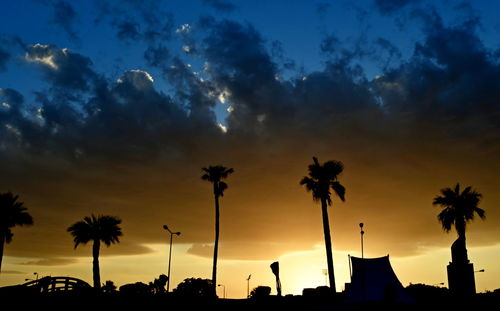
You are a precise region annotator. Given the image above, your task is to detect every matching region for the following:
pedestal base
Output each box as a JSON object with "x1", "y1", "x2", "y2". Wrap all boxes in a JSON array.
[{"x1": 447, "y1": 262, "x2": 476, "y2": 296}]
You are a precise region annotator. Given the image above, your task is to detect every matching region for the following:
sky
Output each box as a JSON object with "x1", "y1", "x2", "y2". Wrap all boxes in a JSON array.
[{"x1": 1, "y1": 0, "x2": 500, "y2": 298}]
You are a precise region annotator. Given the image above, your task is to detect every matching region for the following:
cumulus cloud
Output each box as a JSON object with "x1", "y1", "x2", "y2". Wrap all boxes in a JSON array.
[{"x1": 25, "y1": 44, "x2": 97, "y2": 91}]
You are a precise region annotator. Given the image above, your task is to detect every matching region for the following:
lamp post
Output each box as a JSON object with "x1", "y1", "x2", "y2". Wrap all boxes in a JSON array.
[
  {"x1": 474, "y1": 269, "x2": 485, "y2": 273},
  {"x1": 246, "y1": 274, "x2": 252, "y2": 298},
  {"x1": 218, "y1": 284, "x2": 226, "y2": 298},
  {"x1": 359, "y1": 223, "x2": 365, "y2": 259},
  {"x1": 322, "y1": 269, "x2": 328, "y2": 286},
  {"x1": 34, "y1": 272, "x2": 39, "y2": 280},
  {"x1": 163, "y1": 225, "x2": 181, "y2": 292}
]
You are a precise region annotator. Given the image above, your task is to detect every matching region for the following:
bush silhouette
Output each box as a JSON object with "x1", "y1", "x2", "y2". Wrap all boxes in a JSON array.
[
  {"x1": 173, "y1": 278, "x2": 213, "y2": 298},
  {"x1": 250, "y1": 286, "x2": 271, "y2": 299}
]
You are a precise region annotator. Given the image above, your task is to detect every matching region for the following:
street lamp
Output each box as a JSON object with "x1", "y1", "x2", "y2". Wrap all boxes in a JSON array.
[
  {"x1": 359, "y1": 223, "x2": 365, "y2": 259},
  {"x1": 163, "y1": 225, "x2": 181, "y2": 292},
  {"x1": 475, "y1": 269, "x2": 485, "y2": 273},
  {"x1": 218, "y1": 284, "x2": 226, "y2": 299},
  {"x1": 34, "y1": 272, "x2": 39, "y2": 280},
  {"x1": 246, "y1": 274, "x2": 252, "y2": 298}
]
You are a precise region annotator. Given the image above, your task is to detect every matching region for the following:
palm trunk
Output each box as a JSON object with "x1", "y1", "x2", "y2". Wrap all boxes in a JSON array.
[
  {"x1": 456, "y1": 218, "x2": 466, "y2": 241},
  {"x1": 212, "y1": 189, "x2": 220, "y2": 297},
  {"x1": 0, "y1": 233, "x2": 4, "y2": 274},
  {"x1": 321, "y1": 198, "x2": 336, "y2": 293},
  {"x1": 92, "y1": 239, "x2": 101, "y2": 290}
]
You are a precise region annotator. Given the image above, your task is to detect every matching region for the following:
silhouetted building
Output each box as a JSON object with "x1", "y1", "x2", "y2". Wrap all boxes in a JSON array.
[{"x1": 447, "y1": 236, "x2": 476, "y2": 296}]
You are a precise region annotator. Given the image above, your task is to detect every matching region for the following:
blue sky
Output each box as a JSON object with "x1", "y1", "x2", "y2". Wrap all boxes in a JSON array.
[{"x1": 3, "y1": 0, "x2": 499, "y2": 124}]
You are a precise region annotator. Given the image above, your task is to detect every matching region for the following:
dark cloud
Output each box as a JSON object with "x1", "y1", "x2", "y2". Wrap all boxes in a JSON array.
[
  {"x1": 316, "y1": 2, "x2": 332, "y2": 17},
  {"x1": 25, "y1": 44, "x2": 97, "y2": 91},
  {"x1": 374, "y1": 0, "x2": 420, "y2": 15},
  {"x1": 144, "y1": 45, "x2": 170, "y2": 70},
  {"x1": 114, "y1": 21, "x2": 141, "y2": 41},
  {"x1": 0, "y1": 48, "x2": 10, "y2": 71},
  {"x1": 374, "y1": 37, "x2": 402, "y2": 70},
  {"x1": 202, "y1": 0, "x2": 236, "y2": 13},
  {"x1": 52, "y1": 1, "x2": 78, "y2": 40},
  {"x1": 93, "y1": 0, "x2": 174, "y2": 68},
  {"x1": 0, "y1": 33, "x2": 26, "y2": 71},
  {"x1": 373, "y1": 10, "x2": 500, "y2": 121},
  {"x1": 17, "y1": 258, "x2": 77, "y2": 266},
  {"x1": 1, "y1": 270, "x2": 26, "y2": 275},
  {"x1": 2, "y1": 10, "x2": 500, "y2": 265}
]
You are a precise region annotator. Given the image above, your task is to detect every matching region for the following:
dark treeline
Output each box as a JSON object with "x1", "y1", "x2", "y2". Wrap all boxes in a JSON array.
[{"x1": 1, "y1": 283, "x2": 500, "y2": 311}]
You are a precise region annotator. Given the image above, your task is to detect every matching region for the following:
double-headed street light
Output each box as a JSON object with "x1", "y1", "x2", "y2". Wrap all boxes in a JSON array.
[{"x1": 163, "y1": 225, "x2": 181, "y2": 292}]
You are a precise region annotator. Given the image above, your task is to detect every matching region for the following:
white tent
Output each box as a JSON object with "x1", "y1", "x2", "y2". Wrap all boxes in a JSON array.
[{"x1": 344, "y1": 255, "x2": 415, "y2": 303}]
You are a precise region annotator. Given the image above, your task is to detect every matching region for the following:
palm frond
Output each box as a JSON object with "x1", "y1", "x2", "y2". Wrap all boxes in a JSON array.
[
  {"x1": 301, "y1": 157, "x2": 345, "y2": 205},
  {"x1": 201, "y1": 165, "x2": 234, "y2": 197},
  {"x1": 0, "y1": 192, "x2": 33, "y2": 243},
  {"x1": 437, "y1": 208, "x2": 455, "y2": 232},
  {"x1": 331, "y1": 181, "x2": 346, "y2": 202},
  {"x1": 434, "y1": 183, "x2": 485, "y2": 235},
  {"x1": 217, "y1": 181, "x2": 228, "y2": 197},
  {"x1": 67, "y1": 215, "x2": 122, "y2": 248},
  {"x1": 4, "y1": 229, "x2": 13, "y2": 244}
]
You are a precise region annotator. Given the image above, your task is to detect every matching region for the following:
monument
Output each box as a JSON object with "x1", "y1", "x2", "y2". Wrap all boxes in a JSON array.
[{"x1": 447, "y1": 236, "x2": 476, "y2": 295}]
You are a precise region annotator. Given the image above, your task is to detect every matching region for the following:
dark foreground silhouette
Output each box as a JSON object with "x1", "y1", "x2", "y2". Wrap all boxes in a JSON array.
[{"x1": 1, "y1": 281, "x2": 499, "y2": 311}]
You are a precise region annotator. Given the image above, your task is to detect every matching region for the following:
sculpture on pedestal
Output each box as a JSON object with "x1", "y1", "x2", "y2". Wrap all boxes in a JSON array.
[{"x1": 433, "y1": 183, "x2": 485, "y2": 296}]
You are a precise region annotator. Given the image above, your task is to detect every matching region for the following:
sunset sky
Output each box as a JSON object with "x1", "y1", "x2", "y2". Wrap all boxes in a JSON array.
[{"x1": 1, "y1": 0, "x2": 500, "y2": 298}]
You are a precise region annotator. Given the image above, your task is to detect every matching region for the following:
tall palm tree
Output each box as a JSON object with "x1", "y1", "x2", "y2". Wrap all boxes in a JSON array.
[
  {"x1": 67, "y1": 215, "x2": 122, "y2": 290},
  {"x1": 201, "y1": 165, "x2": 234, "y2": 296},
  {"x1": 433, "y1": 183, "x2": 485, "y2": 241},
  {"x1": 0, "y1": 192, "x2": 33, "y2": 274},
  {"x1": 300, "y1": 157, "x2": 345, "y2": 292}
]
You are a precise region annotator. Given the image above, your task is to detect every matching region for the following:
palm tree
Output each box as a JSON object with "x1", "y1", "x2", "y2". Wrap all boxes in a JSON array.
[
  {"x1": 433, "y1": 183, "x2": 485, "y2": 241},
  {"x1": 201, "y1": 165, "x2": 234, "y2": 296},
  {"x1": 300, "y1": 157, "x2": 345, "y2": 292},
  {"x1": 0, "y1": 192, "x2": 33, "y2": 274},
  {"x1": 67, "y1": 215, "x2": 122, "y2": 290}
]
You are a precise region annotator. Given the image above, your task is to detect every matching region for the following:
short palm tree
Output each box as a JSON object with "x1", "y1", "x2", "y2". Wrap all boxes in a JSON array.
[
  {"x1": 433, "y1": 183, "x2": 485, "y2": 240},
  {"x1": 201, "y1": 165, "x2": 234, "y2": 296},
  {"x1": 300, "y1": 157, "x2": 345, "y2": 292},
  {"x1": 0, "y1": 192, "x2": 33, "y2": 274},
  {"x1": 67, "y1": 215, "x2": 122, "y2": 290}
]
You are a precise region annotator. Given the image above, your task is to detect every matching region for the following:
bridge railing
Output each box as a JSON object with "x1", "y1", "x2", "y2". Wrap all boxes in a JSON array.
[{"x1": 23, "y1": 277, "x2": 92, "y2": 293}]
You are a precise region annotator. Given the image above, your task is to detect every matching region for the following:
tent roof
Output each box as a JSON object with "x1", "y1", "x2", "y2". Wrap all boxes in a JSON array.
[{"x1": 344, "y1": 255, "x2": 415, "y2": 303}]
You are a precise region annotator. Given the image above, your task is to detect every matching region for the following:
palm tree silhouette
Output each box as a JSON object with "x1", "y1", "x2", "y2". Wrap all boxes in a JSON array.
[
  {"x1": 67, "y1": 215, "x2": 122, "y2": 290},
  {"x1": 201, "y1": 165, "x2": 234, "y2": 296},
  {"x1": 433, "y1": 183, "x2": 485, "y2": 242},
  {"x1": 300, "y1": 157, "x2": 345, "y2": 292},
  {"x1": 0, "y1": 192, "x2": 33, "y2": 274}
]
